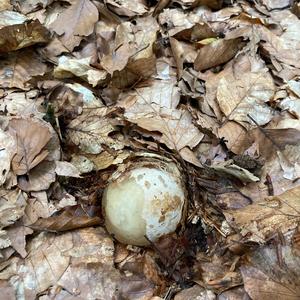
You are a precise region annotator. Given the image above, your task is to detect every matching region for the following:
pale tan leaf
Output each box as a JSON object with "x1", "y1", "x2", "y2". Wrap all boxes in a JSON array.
[
  {"x1": 106, "y1": 0, "x2": 148, "y2": 17},
  {"x1": 259, "y1": 0, "x2": 292, "y2": 10},
  {"x1": 120, "y1": 79, "x2": 204, "y2": 152},
  {"x1": 241, "y1": 266, "x2": 300, "y2": 300},
  {"x1": 49, "y1": 0, "x2": 98, "y2": 51},
  {"x1": 22, "y1": 191, "x2": 56, "y2": 226},
  {"x1": 11, "y1": 0, "x2": 52, "y2": 14},
  {"x1": 0, "y1": 129, "x2": 15, "y2": 186},
  {"x1": 0, "y1": 228, "x2": 120, "y2": 298},
  {"x1": 216, "y1": 55, "x2": 275, "y2": 126},
  {"x1": 0, "y1": 189, "x2": 27, "y2": 229},
  {"x1": 225, "y1": 186, "x2": 300, "y2": 243},
  {"x1": 17, "y1": 161, "x2": 56, "y2": 192},
  {"x1": 54, "y1": 56, "x2": 107, "y2": 87},
  {"x1": 0, "y1": 230, "x2": 10, "y2": 249},
  {"x1": 211, "y1": 160, "x2": 260, "y2": 183},
  {"x1": 0, "y1": 90, "x2": 43, "y2": 117},
  {"x1": 174, "y1": 285, "x2": 215, "y2": 300},
  {"x1": 66, "y1": 107, "x2": 123, "y2": 154},
  {"x1": 8, "y1": 117, "x2": 52, "y2": 176},
  {"x1": 0, "y1": 49, "x2": 47, "y2": 90},
  {"x1": 0, "y1": 11, "x2": 50, "y2": 52},
  {"x1": 55, "y1": 161, "x2": 81, "y2": 178},
  {"x1": 101, "y1": 16, "x2": 158, "y2": 87},
  {"x1": 6, "y1": 226, "x2": 33, "y2": 258}
]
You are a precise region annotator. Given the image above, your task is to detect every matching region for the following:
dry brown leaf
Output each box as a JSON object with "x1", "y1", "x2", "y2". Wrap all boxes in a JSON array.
[
  {"x1": 217, "y1": 121, "x2": 248, "y2": 154},
  {"x1": 30, "y1": 205, "x2": 101, "y2": 232},
  {"x1": 54, "y1": 56, "x2": 108, "y2": 87},
  {"x1": 0, "y1": 89, "x2": 43, "y2": 117},
  {"x1": 0, "y1": 227, "x2": 120, "y2": 299},
  {"x1": 6, "y1": 226, "x2": 33, "y2": 258},
  {"x1": 174, "y1": 285, "x2": 215, "y2": 300},
  {"x1": 66, "y1": 107, "x2": 123, "y2": 154},
  {"x1": 55, "y1": 161, "x2": 81, "y2": 178},
  {"x1": 17, "y1": 160, "x2": 56, "y2": 192},
  {"x1": 259, "y1": 0, "x2": 291, "y2": 10},
  {"x1": 241, "y1": 265, "x2": 300, "y2": 300},
  {"x1": 194, "y1": 38, "x2": 243, "y2": 71},
  {"x1": 0, "y1": 11, "x2": 50, "y2": 52},
  {"x1": 225, "y1": 186, "x2": 300, "y2": 243},
  {"x1": 22, "y1": 191, "x2": 56, "y2": 226},
  {"x1": 216, "y1": 54, "x2": 275, "y2": 126},
  {"x1": 0, "y1": 49, "x2": 47, "y2": 90},
  {"x1": 0, "y1": 129, "x2": 15, "y2": 186},
  {"x1": 8, "y1": 117, "x2": 52, "y2": 176},
  {"x1": 11, "y1": 0, "x2": 53, "y2": 14},
  {"x1": 257, "y1": 10, "x2": 300, "y2": 71},
  {"x1": 173, "y1": 22, "x2": 217, "y2": 42},
  {"x1": 210, "y1": 160, "x2": 260, "y2": 183},
  {"x1": 0, "y1": 189, "x2": 27, "y2": 229},
  {"x1": 49, "y1": 0, "x2": 98, "y2": 52},
  {"x1": 106, "y1": 0, "x2": 148, "y2": 17},
  {"x1": 158, "y1": 8, "x2": 203, "y2": 36},
  {"x1": 101, "y1": 16, "x2": 159, "y2": 87},
  {"x1": 194, "y1": 254, "x2": 242, "y2": 292},
  {"x1": 120, "y1": 79, "x2": 204, "y2": 153},
  {"x1": 170, "y1": 37, "x2": 197, "y2": 78}
]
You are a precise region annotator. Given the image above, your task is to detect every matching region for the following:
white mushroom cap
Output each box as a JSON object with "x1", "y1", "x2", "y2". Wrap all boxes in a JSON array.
[{"x1": 103, "y1": 166, "x2": 185, "y2": 246}]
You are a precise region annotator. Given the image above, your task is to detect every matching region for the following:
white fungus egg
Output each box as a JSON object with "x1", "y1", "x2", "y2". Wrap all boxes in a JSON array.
[{"x1": 102, "y1": 165, "x2": 186, "y2": 246}]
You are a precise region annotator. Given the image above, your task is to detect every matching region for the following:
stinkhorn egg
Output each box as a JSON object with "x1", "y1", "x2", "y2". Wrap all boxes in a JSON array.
[{"x1": 102, "y1": 163, "x2": 186, "y2": 246}]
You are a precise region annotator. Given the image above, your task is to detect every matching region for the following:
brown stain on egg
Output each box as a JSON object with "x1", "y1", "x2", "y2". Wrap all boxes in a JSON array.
[
  {"x1": 151, "y1": 193, "x2": 183, "y2": 223},
  {"x1": 144, "y1": 180, "x2": 151, "y2": 189}
]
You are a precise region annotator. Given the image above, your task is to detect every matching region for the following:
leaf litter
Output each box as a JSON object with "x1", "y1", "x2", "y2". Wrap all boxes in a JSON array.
[{"x1": 0, "y1": 0, "x2": 300, "y2": 299}]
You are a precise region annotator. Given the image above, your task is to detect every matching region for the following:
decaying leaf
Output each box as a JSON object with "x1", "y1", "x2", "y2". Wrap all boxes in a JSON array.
[
  {"x1": 210, "y1": 159, "x2": 260, "y2": 183},
  {"x1": 8, "y1": 117, "x2": 52, "y2": 176},
  {"x1": 194, "y1": 38, "x2": 243, "y2": 71},
  {"x1": 0, "y1": 228, "x2": 120, "y2": 299},
  {"x1": 0, "y1": 189, "x2": 27, "y2": 229},
  {"x1": 55, "y1": 161, "x2": 81, "y2": 178},
  {"x1": 48, "y1": 0, "x2": 98, "y2": 52},
  {"x1": 30, "y1": 205, "x2": 101, "y2": 232},
  {"x1": 216, "y1": 53, "x2": 275, "y2": 126},
  {"x1": 120, "y1": 79, "x2": 204, "y2": 154},
  {"x1": 0, "y1": 49, "x2": 47, "y2": 90},
  {"x1": 66, "y1": 107, "x2": 123, "y2": 154},
  {"x1": 54, "y1": 56, "x2": 108, "y2": 87},
  {"x1": 11, "y1": 0, "x2": 53, "y2": 14},
  {"x1": 106, "y1": 0, "x2": 148, "y2": 17},
  {"x1": 225, "y1": 186, "x2": 300, "y2": 243},
  {"x1": 0, "y1": 129, "x2": 15, "y2": 186},
  {"x1": 0, "y1": 10, "x2": 50, "y2": 52}
]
